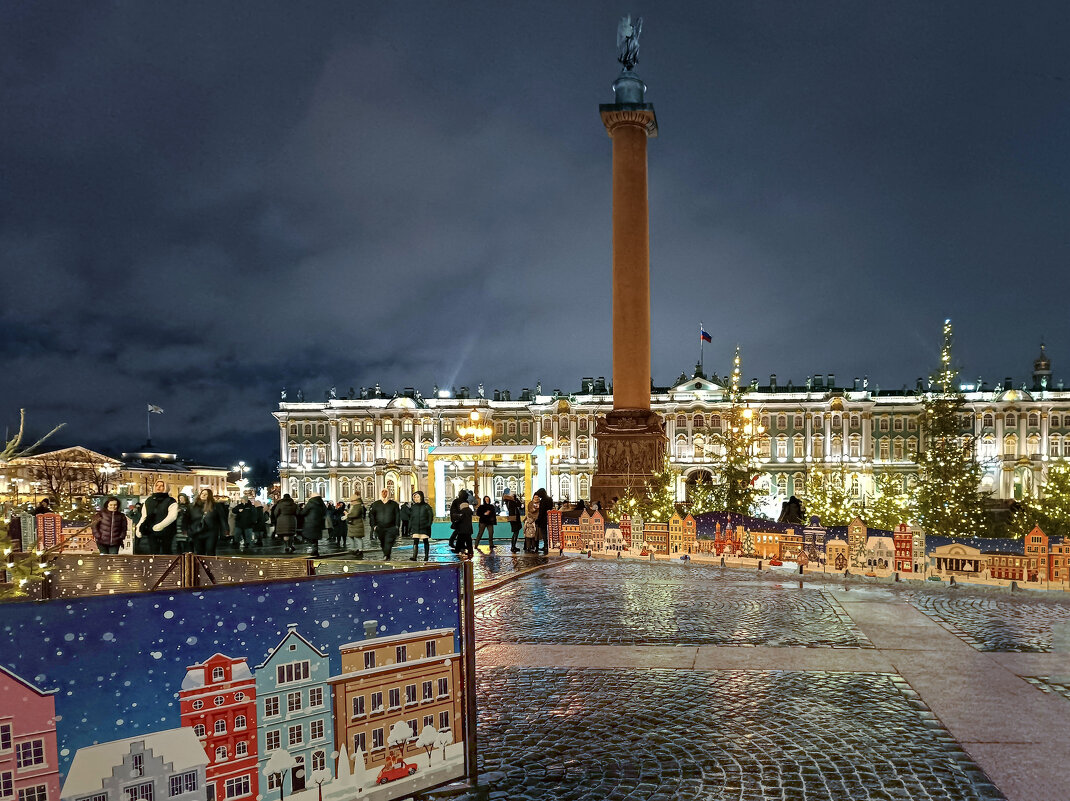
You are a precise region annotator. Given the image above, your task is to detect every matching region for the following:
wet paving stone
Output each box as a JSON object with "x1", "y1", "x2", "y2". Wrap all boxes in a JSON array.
[
  {"x1": 430, "y1": 667, "x2": 1004, "y2": 801},
  {"x1": 477, "y1": 560, "x2": 870, "y2": 647},
  {"x1": 902, "y1": 592, "x2": 1070, "y2": 652},
  {"x1": 1022, "y1": 675, "x2": 1070, "y2": 701}
]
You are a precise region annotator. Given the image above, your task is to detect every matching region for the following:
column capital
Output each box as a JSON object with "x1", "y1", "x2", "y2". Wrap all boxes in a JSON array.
[{"x1": 600, "y1": 104, "x2": 657, "y2": 137}]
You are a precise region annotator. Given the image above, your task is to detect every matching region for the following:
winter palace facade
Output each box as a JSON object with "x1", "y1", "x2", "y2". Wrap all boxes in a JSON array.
[{"x1": 273, "y1": 350, "x2": 1068, "y2": 517}]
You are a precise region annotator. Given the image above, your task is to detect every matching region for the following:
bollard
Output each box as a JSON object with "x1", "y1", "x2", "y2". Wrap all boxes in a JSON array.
[
  {"x1": 1010, "y1": 580, "x2": 1018, "y2": 592},
  {"x1": 758, "y1": 560, "x2": 763, "y2": 570},
  {"x1": 894, "y1": 572, "x2": 900, "y2": 582},
  {"x1": 798, "y1": 564, "x2": 804, "y2": 575},
  {"x1": 720, "y1": 556, "x2": 725, "y2": 567},
  {"x1": 844, "y1": 569, "x2": 850, "y2": 579},
  {"x1": 949, "y1": 575, "x2": 956, "y2": 587}
]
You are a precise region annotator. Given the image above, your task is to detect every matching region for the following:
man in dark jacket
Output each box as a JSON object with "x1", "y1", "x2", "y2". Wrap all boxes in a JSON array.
[
  {"x1": 536, "y1": 488, "x2": 553, "y2": 554},
  {"x1": 232, "y1": 499, "x2": 258, "y2": 549},
  {"x1": 302, "y1": 493, "x2": 327, "y2": 556},
  {"x1": 138, "y1": 480, "x2": 178, "y2": 554},
  {"x1": 369, "y1": 489, "x2": 401, "y2": 560},
  {"x1": 448, "y1": 489, "x2": 468, "y2": 552},
  {"x1": 503, "y1": 491, "x2": 525, "y2": 553}
]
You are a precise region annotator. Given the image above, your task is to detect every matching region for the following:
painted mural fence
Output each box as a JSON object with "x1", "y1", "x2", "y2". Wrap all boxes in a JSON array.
[{"x1": 0, "y1": 562, "x2": 478, "y2": 801}]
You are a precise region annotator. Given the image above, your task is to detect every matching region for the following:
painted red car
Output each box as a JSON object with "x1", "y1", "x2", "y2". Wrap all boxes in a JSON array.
[
  {"x1": 376, "y1": 759, "x2": 417, "y2": 784},
  {"x1": 769, "y1": 558, "x2": 783, "y2": 566}
]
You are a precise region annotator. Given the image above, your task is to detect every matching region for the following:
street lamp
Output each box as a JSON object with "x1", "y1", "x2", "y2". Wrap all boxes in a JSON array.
[
  {"x1": 232, "y1": 461, "x2": 247, "y2": 481},
  {"x1": 457, "y1": 411, "x2": 492, "y2": 495}
]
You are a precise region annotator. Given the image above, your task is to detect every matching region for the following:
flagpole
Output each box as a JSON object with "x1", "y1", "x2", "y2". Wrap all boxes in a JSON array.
[
  {"x1": 147, "y1": 404, "x2": 151, "y2": 443},
  {"x1": 699, "y1": 322, "x2": 704, "y2": 372}
]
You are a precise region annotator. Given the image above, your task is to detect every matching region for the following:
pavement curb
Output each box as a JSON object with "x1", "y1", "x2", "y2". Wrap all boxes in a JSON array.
[{"x1": 474, "y1": 556, "x2": 580, "y2": 595}]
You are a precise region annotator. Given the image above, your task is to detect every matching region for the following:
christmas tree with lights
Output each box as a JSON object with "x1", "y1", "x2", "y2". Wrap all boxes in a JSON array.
[
  {"x1": 914, "y1": 320, "x2": 988, "y2": 539},
  {"x1": 1007, "y1": 462, "x2": 1070, "y2": 540},
  {"x1": 705, "y1": 347, "x2": 766, "y2": 516},
  {"x1": 804, "y1": 463, "x2": 860, "y2": 527},
  {"x1": 1, "y1": 410, "x2": 64, "y2": 599},
  {"x1": 864, "y1": 473, "x2": 913, "y2": 531}
]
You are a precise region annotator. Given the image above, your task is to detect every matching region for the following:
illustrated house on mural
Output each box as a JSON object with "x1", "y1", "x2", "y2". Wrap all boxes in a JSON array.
[
  {"x1": 328, "y1": 623, "x2": 464, "y2": 773},
  {"x1": 667, "y1": 512, "x2": 696, "y2": 553},
  {"x1": 179, "y1": 654, "x2": 259, "y2": 801},
  {"x1": 60, "y1": 729, "x2": 207, "y2": 801},
  {"x1": 255, "y1": 626, "x2": 332, "y2": 796},
  {"x1": 0, "y1": 666, "x2": 60, "y2": 801}
]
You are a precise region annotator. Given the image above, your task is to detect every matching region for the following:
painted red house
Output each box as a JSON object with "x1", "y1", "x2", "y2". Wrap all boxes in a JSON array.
[
  {"x1": 893, "y1": 524, "x2": 914, "y2": 573},
  {"x1": 546, "y1": 509, "x2": 563, "y2": 550},
  {"x1": 619, "y1": 515, "x2": 633, "y2": 548},
  {"x1": 0, "y1": 665, "x2": 60, "y2": 801},
  {"x1": 179, "y1": 654, "x2": 258, "y2": 801},
  {"x1": 1024, "y1": 525, "x2": 1048, "y2": 582}
]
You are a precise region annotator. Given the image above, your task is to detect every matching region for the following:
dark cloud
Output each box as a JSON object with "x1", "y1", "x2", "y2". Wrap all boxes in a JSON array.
[{"x1": 3, "y1": 2, "x2": 1070, "y2": 463}]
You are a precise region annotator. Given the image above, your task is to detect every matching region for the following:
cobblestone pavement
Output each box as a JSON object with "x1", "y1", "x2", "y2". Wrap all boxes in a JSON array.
[
  {"x1": 432, "y1": 667, "x2": 1004, "y2": 801},
  {"x1": 214, "y1": 537, "x2": 553, "y2": 587},
  {"x1": 1023, "y1": 676, "x2": 1070, "y2": 701},
  {"x1": 477, "y1": 561, "x2": 869, "y2": 647},
  {"x1": 901, "y1": 592, "x2": 1070, "y2": 652}
]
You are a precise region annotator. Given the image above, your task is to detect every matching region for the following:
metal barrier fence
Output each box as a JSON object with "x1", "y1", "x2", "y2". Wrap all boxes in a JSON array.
[{"x1": 5, "y1": 553, "x2": 428, "y2": 601}]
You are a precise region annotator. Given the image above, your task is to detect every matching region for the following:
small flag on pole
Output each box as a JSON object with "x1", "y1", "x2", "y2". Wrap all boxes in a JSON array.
[
  {"x1": 147, "y1": 404, "x2": 164, "y2": 414},
  {"x1": 700, "y1": 327, "x2": 712, "y2": 343}
]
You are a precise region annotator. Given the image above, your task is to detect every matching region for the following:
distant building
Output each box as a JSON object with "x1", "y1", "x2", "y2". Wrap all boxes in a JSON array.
[
  {"x1": 643, "y1": 521, "x2": 669, "y2": 554},
  {"x1": 179, "y1": 654, "x2": 259, "y2": 801},
  {"x1": 826, "y1": 537, "x2": 848, "y2": 571},
  {"x1": 60, "y1": 729, "x2": 207, "y2": 801},
  {"x1": 668, "y1": 513, "x2": 696, "y2": 553},
  {"x1": 0, "y1": 666, "x2": 60, "y2": 801},
  {"x1": 866, "y1": 536, "x2": 895, "y2": 571},
  {"x1": 328, "y1": 626, "x2": 463, "y2": 773},
  {"x1": 802, "y1": 519, "x2": 827, "y2": 562},
  {"x1": 255, "y1": 626, "x2": 332, "y2": 796},
  {"x1": 930, "y1": 542, "x2": 985, "y2": 577}
]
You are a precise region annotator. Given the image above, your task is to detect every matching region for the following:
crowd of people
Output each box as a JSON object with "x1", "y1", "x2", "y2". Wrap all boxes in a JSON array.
[{"x1": 76, "y1": 481, "x2": 573, "y2": 561}]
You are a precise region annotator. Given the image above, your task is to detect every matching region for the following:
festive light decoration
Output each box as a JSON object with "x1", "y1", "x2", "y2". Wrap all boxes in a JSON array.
[
  {"x1": 914, "y1": 320, "x2": 988, "y2": 539},
  {"x1": 698, "y1": 346, "x2": 766, "y2": 516},
  {"x1": 1008, "y1": 462, "x2": 1070, "y2": 540},
  {"x1": 805, "y1": 463, "x2": 861, "y2": 527}
]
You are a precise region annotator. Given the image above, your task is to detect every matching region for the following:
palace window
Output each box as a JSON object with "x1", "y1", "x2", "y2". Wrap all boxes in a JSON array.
[
  {"x1": 1027, "y1": 435, "x2": 1041, "y2": 456},
  {"x1": 850, "y1": 414, "x2": 860, "y2": 429},
  {"x1": 1006, "y1": 413, "x2": 1016, "y2": 426},
  {"x1": 793, "y1": 473, "x2": 805, "y2": 496},
  {"x1": 382, "y1": 441, "x2": 395, "y2": 461},
  {"x1": 759, "y1": 437, "x2": 771, "y2": 459},
  {"x1": 776, "y1": 437, "x2": 787, "y2": 459},
  {"x1": 1063, "y1": 439, "x2": 1070, "y2": 457},
  {"x1": 849, "y1": 435, "x2": 861, "y2": 459},
  {"x1": 520, "y1": 421, "x2": 530, "y2": 435},
  {"x1": 403, "y1": 418, "x2": 413, "y2": 433},
  {"x1": 401, "y1": 440, "x2": 415, "y2": 461},
  {"x1": 363, "y1": 443, "x2": 374, "y2": 462},
  {"x1": 288, "y1": 445, "x2": 298, "y2": 462},
  {"x1": 508, "y1": 421, "x2": 517, "y2": 435},
  {"x1": 340, "y1": 420, "x2": 349, "y2": 434},
  {"x1": 777, "y1": 414, "x2": 787, "y2": 430},
  {"x1": 495, "y1": 422, "x2": 504, "y2": 435},
  {"x1": 693, "y1": 414, "x2": 704, "y2": 428},
  {"x1": 879, "y1": 417, "x2": 889, "y2": 432},
  {"x1": 893, "y1": 417, "x2": 903, "y2": 432},
  {"x1": 289, "y1": 423, "x2": 298, "y2": 436},
  {"x1": 578, "y1": 437, "x2": 590, "y2": 460},
  {"x1": 776, "y1": 474, "x2": 787, "y2": 496},
  {"x1": 315, "y1": 445, "x2": 327, "y2": 464},
  {"x1": 893, "y1": 439, "x2": 904, "y2": 461},
  {"x1": 813, "y1": 435, "x2": 824, "y2": 459},
  {"x1": 693, "y1": 436, "x2": 705, "y2": 460},
  {"x1": 1051, "y1": 414, "x2": 1061, "y2": 428},
  {"x1": 316, "y1": 424, "x2": 325, "y2": 437},
  {"x1": 793, "y1": 435, "x2": 804, "y2": 459},
  {"x1": 709, "y1": 415, "x2": 721, "y2": 428},
  {"x1": 832, "y1": 414, "x2": 842, "y2": 430},
  {"x1": 676, "y1": 415, "x2": 687, "y2": 428},
  {"x1": 1004, "y1": 434, "x2": 1018, "y2": 456},
  {"x1": 304, "y1": 424, "x2": 312, "y2": 437},
  {"x1": 1029, "y1": 413, "x2": 1040, "y2": 427}
]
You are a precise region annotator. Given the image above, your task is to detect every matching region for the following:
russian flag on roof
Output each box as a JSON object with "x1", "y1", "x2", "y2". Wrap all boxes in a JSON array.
[{"x1": 700, "y1": 326, "x2": 712, "y2": 343}]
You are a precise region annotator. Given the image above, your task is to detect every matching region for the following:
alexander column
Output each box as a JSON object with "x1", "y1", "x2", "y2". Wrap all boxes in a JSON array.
[{"x1": 592, "y1": 16, "x2": 667, "y2": 508}]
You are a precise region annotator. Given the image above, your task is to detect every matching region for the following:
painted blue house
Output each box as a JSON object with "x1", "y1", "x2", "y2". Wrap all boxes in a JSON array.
[{"x1": 255, "y1": 625, "x2": 332, "y2": 797}]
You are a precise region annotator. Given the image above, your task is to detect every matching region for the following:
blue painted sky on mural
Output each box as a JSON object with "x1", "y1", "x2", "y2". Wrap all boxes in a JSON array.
[
  {"x1": 3, "y1": 2, "x2": 1070, "y2": 465},
  {"x1": 0, "y1": 567, "x2": 462, "y2": 778}
]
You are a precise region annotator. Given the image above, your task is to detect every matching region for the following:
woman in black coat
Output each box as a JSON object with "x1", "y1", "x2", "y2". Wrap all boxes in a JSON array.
[
  {"x1": 474, "y1": 495, "x2": 497, "y2": 552},
  {"x1": 272, "y1": 494, "x2": 298, "y2": 553},
  {"x1": 188, "y1": 489, "x2": 230, "y2": 556},
  {"x1": 451, "y1": 494, "x2": 474, "y2": 559}
]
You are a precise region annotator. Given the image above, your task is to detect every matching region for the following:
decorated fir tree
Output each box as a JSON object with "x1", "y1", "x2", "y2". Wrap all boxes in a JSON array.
[
  {"x1": 804, "y1": 463, "x2": 860, "y2": 527},
  {"x1": 1, "y1": 410, "x2": 64, "y2": 599},
  {"x1": 1007, "y1": 462, "x2": 1070, "y2": 540},
  {"x1": 914, "y1": 320, "x2": 988, "y2": 539},
  {"x1": 863, "y1": 472, "x2": 913, "y2": 531},
  {"x1": 634, "y1": 457, "x2": 681, "y2": 524},
  {"x1": 704, "y1": 347, "x2": 766, "y2": 516}
]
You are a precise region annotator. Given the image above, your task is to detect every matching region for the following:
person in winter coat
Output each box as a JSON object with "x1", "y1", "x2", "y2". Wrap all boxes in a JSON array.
[
  {"x1": 407, "y1": 491, "x2": 434, "y2": 561},
  {"x1": 138, "y1": 480, "x2": 178, "y2": 554},
  {"x1": 345, "y1": 492, "x2": 368, "y2": 558},
  {"x1": 368, "y1": 489, "x2": 401, "y2": 560},
  {"x1": 503, "y1": 491, "x2": 525, "y2": 553},
  {"x1": 524, "y1": 492, "x2": 540, "y2": 553},
  {"x1": 187, "y1": 489, "x2": 229, "y2": 555},
  {"x1": 535, "y1": 488, "x2": 553, "y2": 554},
  {"x1": 91, "y1": 496, "x2": 128, "y2": 554},
  {"x1": 452, "y1": 493, "x2": 474, "y2": 559},
  {"x1": 474, "y1": 495, "x2": 497, "y2": 551},
  {"x1": 173, "y1": 493, "x2": 192, "y2": 554},
  {"x1": 330, "y1": 502, "x2": 347, "y2": 548},
  {"x1": 448, "y1": 489, "x2": 468, "y2": 552},
  {"x1": 252, "y1": 502, "x2": 267, "y2": 546},
  {"x1": 302, "y1": 493, "x2": 327, "y2": 557},
  {"x1": 272, "y1": 494, "x2": 299, "y2": 553},
  {"x1": 399, "y1": 502, "x2": 411, "y2": 539},
  {"x1": 231, "y1": 499, "x2": 258, "y2": 549}
]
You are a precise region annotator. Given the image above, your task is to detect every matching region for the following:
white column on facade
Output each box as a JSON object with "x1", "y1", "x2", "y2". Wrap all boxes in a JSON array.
[
  {"x1": 374, "y1": 416, "x2": 382, "y2": 456},
  {"x1": 824, "y1": 415, "x2": 832, "y2": 462},
  {"x1": 328, "y1": 475, "x2": 338, "y2": 502},
  {"x1": 805, "y1": 413, "x2": 812, "y2": 459},
  {"x1": 861, "y1": 414, "x2": 870, "y2": 461},
  {"x1": 666, "y1": 415, "x2": 676, "y2": 457},
  {"x1": 329, "y1": 421, "x2": 339, "y2": 465},
  {"x1": 1041, "y1": 412, "x2": 1049, "y2": 458},
  {"x1": 570, "y1": 417, "x2": 578, "y2": 459},
  {"x1": 278, "y1": 422, "x2": 288, "y2": 465}
]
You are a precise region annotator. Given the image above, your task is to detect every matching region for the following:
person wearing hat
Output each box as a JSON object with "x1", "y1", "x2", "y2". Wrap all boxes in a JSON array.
[
  {"x1": 407, "y1": 491, "x2": 434, "y2": 561},
  {"x1": 345, "y1": 491, "x2": 368, "y2": 558},
  {"x1": 502, "y1": 491, "x2": 525, "y2": 553}
]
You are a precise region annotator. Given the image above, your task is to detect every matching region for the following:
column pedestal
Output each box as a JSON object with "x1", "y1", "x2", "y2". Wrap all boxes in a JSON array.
[{"x1": 591, "y1": 409, "x2": 666, "y2": 507}]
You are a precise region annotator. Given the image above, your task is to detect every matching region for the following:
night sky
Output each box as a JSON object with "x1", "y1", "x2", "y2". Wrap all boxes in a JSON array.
[{"x1": 4, "y1": 3, "x2": 1070, "y2": 467}]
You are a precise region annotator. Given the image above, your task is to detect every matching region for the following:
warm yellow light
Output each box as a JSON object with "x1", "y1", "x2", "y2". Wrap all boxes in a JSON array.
[
  {"x1": 470, "y1": 411, "x2": 480, "y2": 421},
  {"x1": 742, "y1": 409, "x2": 753, "y2": 419}
]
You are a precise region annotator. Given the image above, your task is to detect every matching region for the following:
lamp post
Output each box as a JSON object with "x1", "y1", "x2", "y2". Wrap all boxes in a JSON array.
[
  {"x1": 457, "y1": 411, "x2": 492, "y2": 496},
  {"x1": 232, "y1": 461, "x2": 247, "y2": 482}
]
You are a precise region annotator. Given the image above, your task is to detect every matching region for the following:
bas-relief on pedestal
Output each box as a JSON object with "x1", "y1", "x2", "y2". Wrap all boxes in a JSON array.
[{"x1": 591, "y1": 410, "x2": 667, "y2": 506}]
